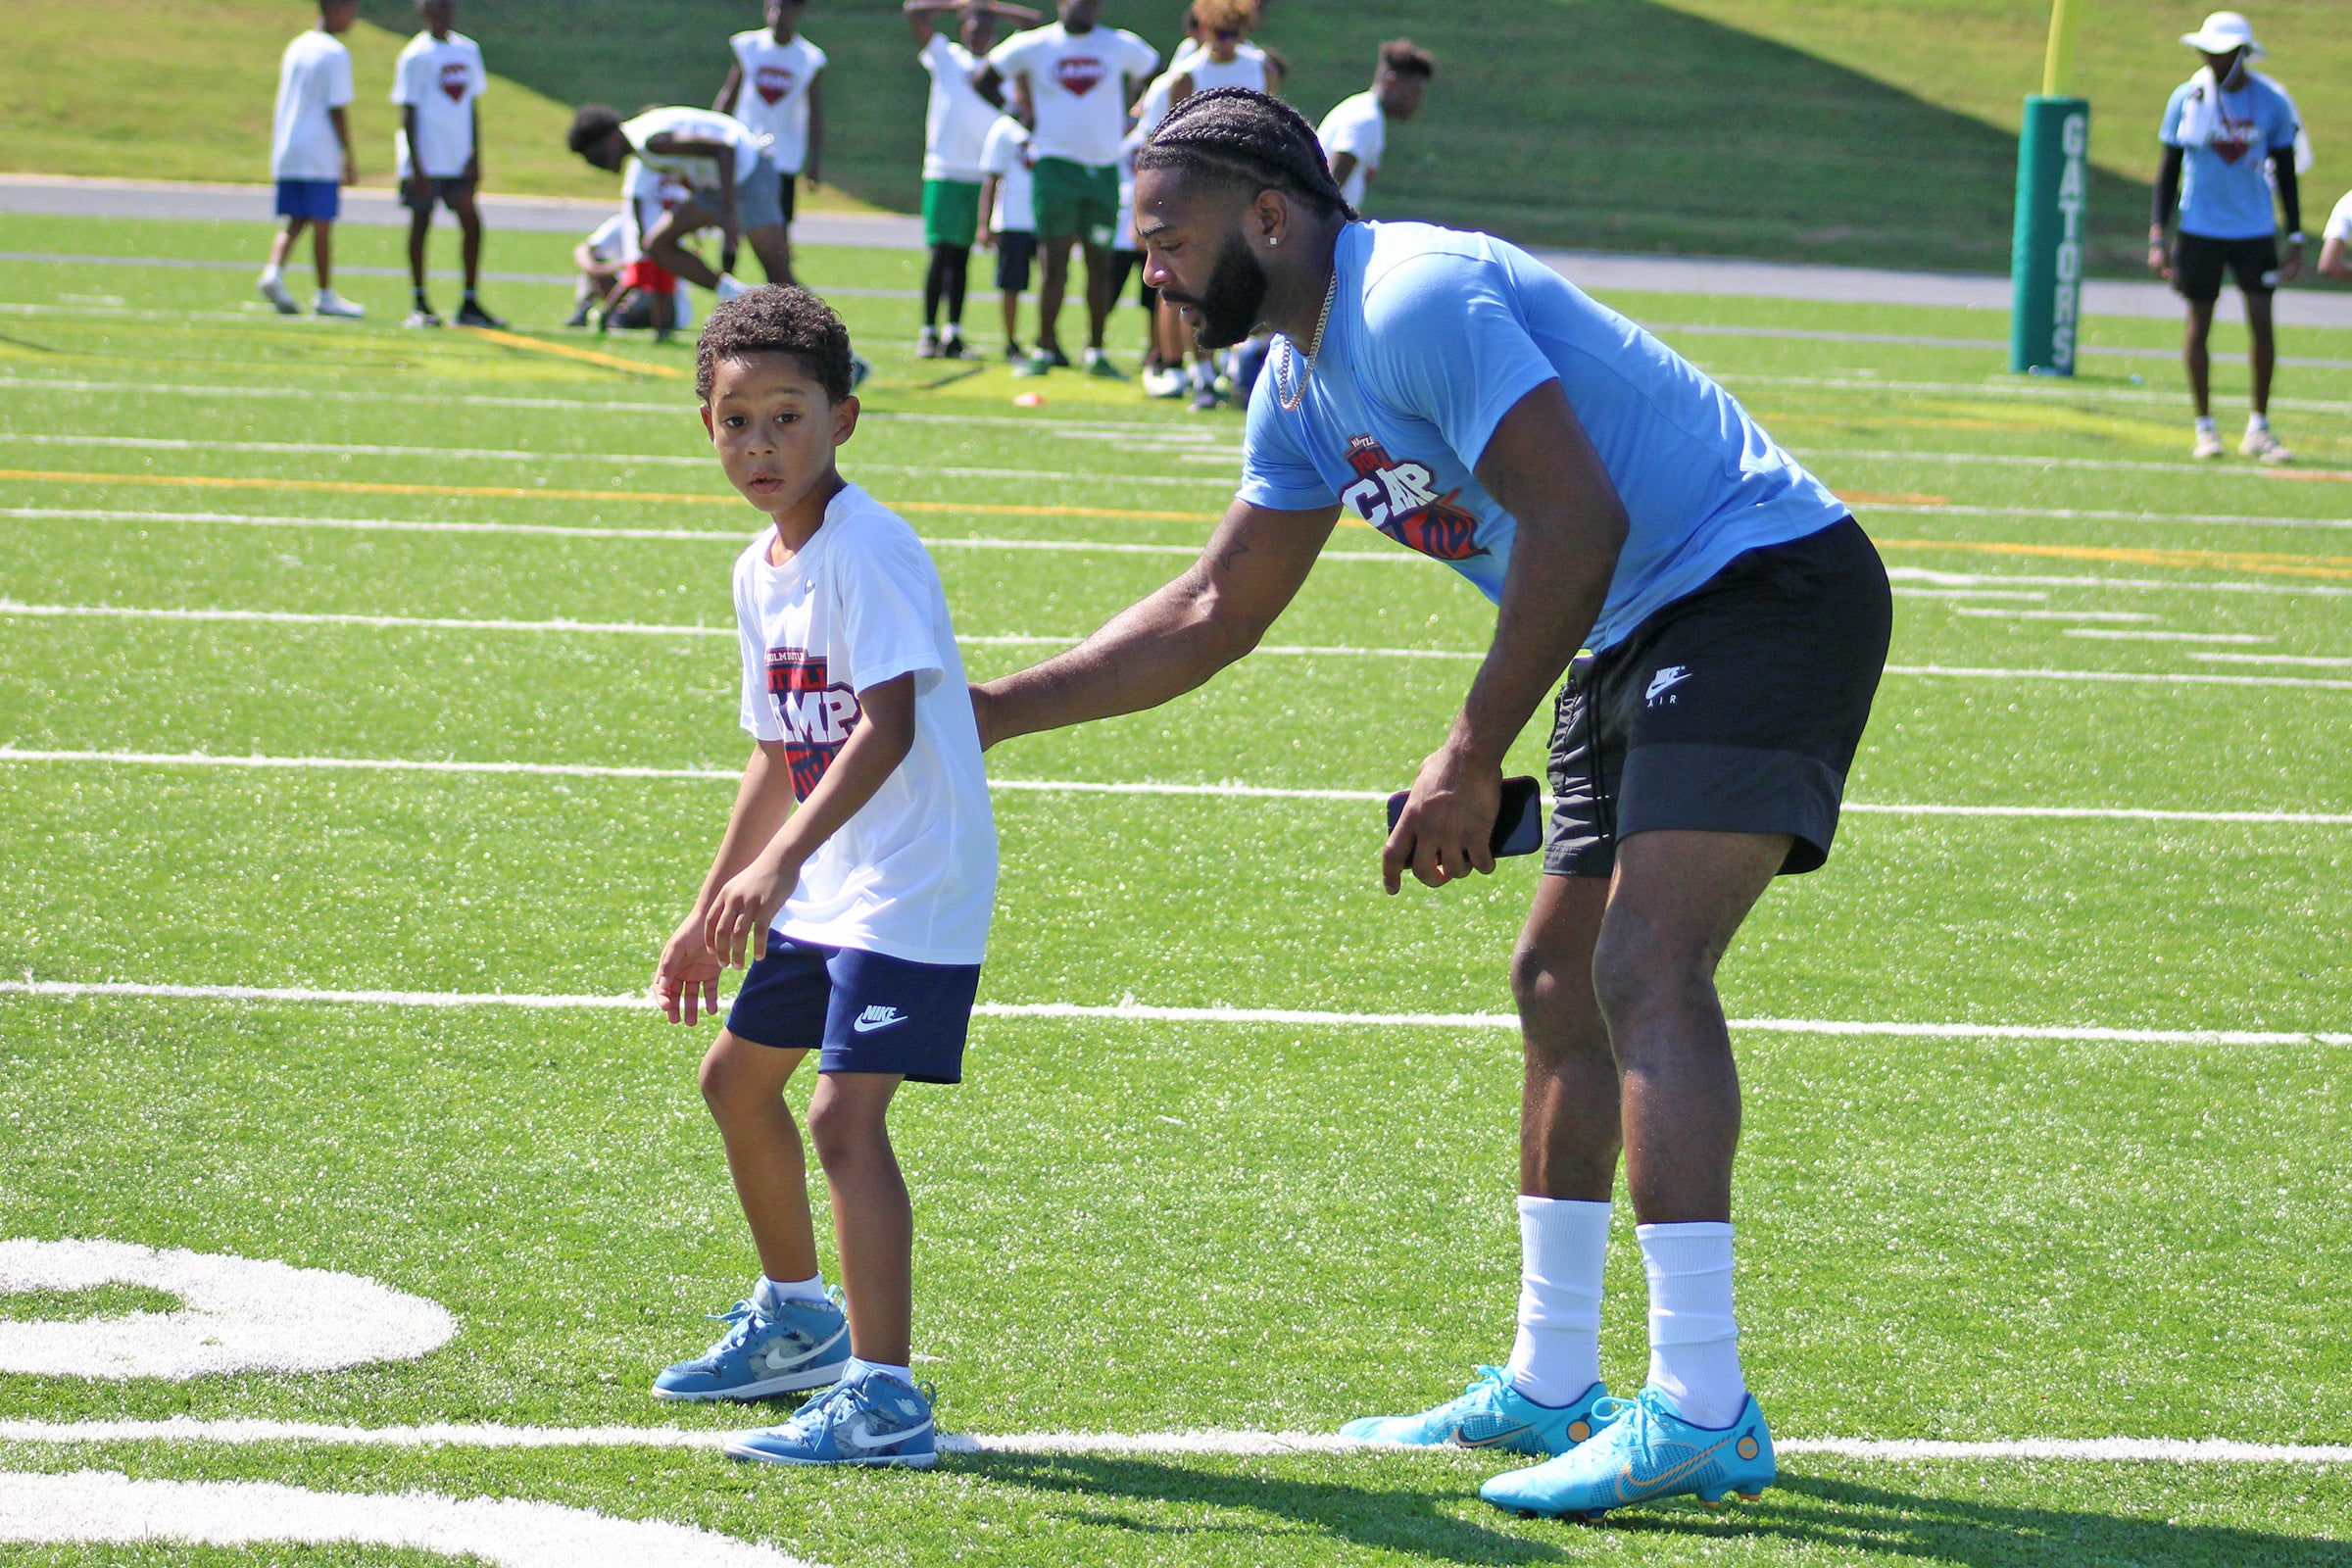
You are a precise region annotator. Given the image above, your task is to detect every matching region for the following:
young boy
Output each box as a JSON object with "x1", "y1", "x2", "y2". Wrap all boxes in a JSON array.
[
  {"x1": 392, "y1": 0, "x2": 503, "y2": 328},
  {"x1": 259, "y1": 0, "x2": 366, "y2": 319},
  {"x1": 717, "y1": 0, "x2": 830, "y2": 288},
  {"x1": 976, "y1": 108, "x2": 1038, "y2": 361},
  {"x1": 651, "y1": 285, "x2": 997, "y2": 1469}
]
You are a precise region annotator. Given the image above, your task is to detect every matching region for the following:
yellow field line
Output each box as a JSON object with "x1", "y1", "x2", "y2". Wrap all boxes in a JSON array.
[
  {"x1": 0, "y1": 469, "x2": 1214, "y2": 523},
  {"x1": 453, "y1": 325, "x2": 688, "y2": 380},
  {"x1": 1878, "y1": 537, "x2": 2352, "y2": 581}
]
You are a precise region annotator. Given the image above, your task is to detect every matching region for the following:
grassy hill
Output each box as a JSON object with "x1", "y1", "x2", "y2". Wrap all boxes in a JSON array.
[{"x1": 9, "y1": 0, "x2": 2347, "y2": 273}]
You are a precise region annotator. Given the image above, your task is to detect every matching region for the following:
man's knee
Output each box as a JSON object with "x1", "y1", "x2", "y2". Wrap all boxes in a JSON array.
[{"x1": 1590, "y1": 906, "x2": 1725, "y2": 1039}]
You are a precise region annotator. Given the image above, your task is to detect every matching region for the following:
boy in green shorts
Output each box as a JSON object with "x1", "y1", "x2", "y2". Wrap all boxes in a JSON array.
[{"x1": 907, "y1": 2, "x2": 1038, "y2": 358}]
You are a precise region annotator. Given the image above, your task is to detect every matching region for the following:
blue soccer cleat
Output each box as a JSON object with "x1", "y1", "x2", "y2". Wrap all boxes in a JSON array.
[
  {"x1": 1341, "y1": 1366, "x2": 1611, "y2": 1457},
  {"x1": 1478, "y1": 1385, "x2": 1775, "y2": 1520},
  {"x1": 722, "y1": 1365, "x2": 938, "y2": 1468},
  {"x1": 652, "y1": 1293, "x2": 849, "y2": 1401}
]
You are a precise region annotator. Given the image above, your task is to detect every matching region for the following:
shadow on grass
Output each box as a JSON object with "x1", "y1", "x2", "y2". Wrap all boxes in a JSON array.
[
  {"x1": 364, "y1": 0, "x2": 2150, "y2": 275},
  {"x1": 956, "y1": 1453, "x2": 2351, "y2": 1566}
]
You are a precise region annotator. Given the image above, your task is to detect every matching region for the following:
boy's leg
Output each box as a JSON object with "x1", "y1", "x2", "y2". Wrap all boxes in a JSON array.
[
  {"x1": 698, "y1": 1029, "x2": 822, "y2": 1285},
  {"x1": 1083, "y1": 240, "x2": 1114, "y2": 351},
  {"x1": 312, "y1": 220, "x2": 334, "y2": 294},
  {"x1": 748, "y1": 224, "x2": 796, "y2": 288},
  {"x1": 269, "y1": 216, "x2": 308, "y2": 273},
  {"x1": 2182, "y1": 297, "x2": 2216, "y2": 418},
  {"x1": 1002, "y1": 288, "x2": 1021, "y2": 350},
  {"x1": 808, "y1": 1072, "x2": 910, "y2": 1367},
  {"x1": 1035, "y1": 235, "x2": 1072, "y2": 356},
  {"x1": 2247, "y1": 287, "x2": 2277, "y2": 416},
  {"x1": 452, "y1": 188, "x2": 484, "y2": 295},
  {"x1": 923, "y1": 244, "x2": 951, "y2": 329},
  {"x1": 406, "y1": 198, "x2": 433, "y2": 296},
  {"x1": 943, "y1": 245, "x2": 970, "y2": 331}
]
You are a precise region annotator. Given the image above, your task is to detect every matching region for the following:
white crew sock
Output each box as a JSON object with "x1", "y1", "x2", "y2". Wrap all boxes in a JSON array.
[
  {"x1": 753, "y1": 1273, "x2": 827, "y2": 1313},
  {"x1": 1189, "y1": 358, "x2": 1213, "y2": 390},
  {"x1": 1505, "y1": 1196, "x2": 1610, "y2": 1406},
  {"x1": 260, "y1": 265, "x2": 283, "y2": 285},
  {"x1": 845, "y1": 1355, "x2": 913, "y2": 1386},
  {"x1": 2196, "y1": 416, "x2": 2220, "y2": 434},
  {"x1": 1639, "y1": 1221, "x2": 1746, "y2": 1429},
  {"x1": 2247, "y1": 412, "x2": 2271, "y2": 433}
]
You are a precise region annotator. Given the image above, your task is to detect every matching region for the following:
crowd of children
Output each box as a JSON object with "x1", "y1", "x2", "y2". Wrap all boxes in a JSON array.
[{"x1": 257, "y1": 0, "x2": 1435, "y2": 415}]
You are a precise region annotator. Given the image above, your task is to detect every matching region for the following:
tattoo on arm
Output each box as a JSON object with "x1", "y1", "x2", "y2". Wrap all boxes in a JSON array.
[{"x1": 1212, "y1": 540, "x2": 1250, "y2": 575}]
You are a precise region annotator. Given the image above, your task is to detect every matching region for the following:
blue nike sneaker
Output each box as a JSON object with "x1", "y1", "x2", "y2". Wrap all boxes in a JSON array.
[
  {"x1": 722, "y1": 1365, "x2": 938, "y2": 1468},
  {"x1": 1479, "y1": 1385, "x2": 1775, "y2": 1520},
  {"x1": 652, "y1": 1293, "x2": 849, "y2": 1401},
  {"x1": 1341, "y1": 1367, "x2": 1610, "y2": 1457}
]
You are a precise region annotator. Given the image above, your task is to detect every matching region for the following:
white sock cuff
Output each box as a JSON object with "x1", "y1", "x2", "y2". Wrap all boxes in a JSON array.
[
  {"x1": 755, "y1": 1273, "x2": 828, "y2": 1308},
  {"x1": 846, "y1": 1355, "x2": 913, "y2": 1384},
  {"x1": 1638, "y1": 1222, "x2": 1737, "y2": 1348}
]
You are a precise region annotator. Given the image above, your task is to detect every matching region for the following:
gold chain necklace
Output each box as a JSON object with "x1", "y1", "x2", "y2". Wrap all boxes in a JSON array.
[{"x1": 1272, "y1": 262, "x2": 1339, "y2": 414}]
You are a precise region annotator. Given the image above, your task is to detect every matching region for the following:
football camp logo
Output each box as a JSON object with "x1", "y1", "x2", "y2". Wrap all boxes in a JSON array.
[
  {"x1": 1053, "y1": 56, "x2": 1108, "y2": 96},
  {"x1": 755, "y1": 66, "x2": 796, "y2": 106},
  {"x1": 1338, "y1": 435, "x2": 1487, "y2": 563},
  {"x1": 765, "y1": 649, "x2": 861, "y2": 800},
  {"x1": 439, "y1": 62, "x2": 469, "y2": 102}
]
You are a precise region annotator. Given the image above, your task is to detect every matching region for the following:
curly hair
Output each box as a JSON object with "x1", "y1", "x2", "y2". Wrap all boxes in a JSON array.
[
  {"x1": 1380, "y1": 38, "x2": 1436, "y2": 78},
  {"x1": 695, "y1": 285, "x2": 857, "y2": 404},
  {"x1": 1135, "y1": 86, "x2": 1356, "y2": 221},
  {"x1": 1191, "y1": 0, "x2": 1257, "y2": 35},
  {"x1": 566, "y1": 104, "x2": 624, "y2": 157}
]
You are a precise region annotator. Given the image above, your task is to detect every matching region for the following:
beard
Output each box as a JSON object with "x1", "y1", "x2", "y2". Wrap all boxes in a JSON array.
[{"x1": 1161, "y1": 232, "x2": 1267, "y2": 351}]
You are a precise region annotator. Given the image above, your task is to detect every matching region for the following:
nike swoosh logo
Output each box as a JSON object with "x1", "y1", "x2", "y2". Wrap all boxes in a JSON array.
[
  {"x1": 1612, "y1": 1435, "x2": 1734, "y2": 1501},
  {"x1": 852, "y1": 1014, "x2": 906, "y2": 1034},
  {"x1": 1453, "y1": 1421, "x2": 1533, "y2": 1449},
  {"x1": 845, "y1": 1416, "x2": 932, "y2": 1450}
]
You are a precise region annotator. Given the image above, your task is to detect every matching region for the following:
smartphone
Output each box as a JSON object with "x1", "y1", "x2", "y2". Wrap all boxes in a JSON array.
[{"x1": 1387, "y1": 775, "x2": 1544, "y2": 858}]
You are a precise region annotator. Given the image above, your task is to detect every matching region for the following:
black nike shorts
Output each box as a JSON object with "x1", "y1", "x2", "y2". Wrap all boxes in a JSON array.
[
  {"x1": 2173, "y1": 230, "x2": 2279, "y2": 303},
  {"x1": 1544, "y1": 515, "x2": 1891, "y2": 879}
]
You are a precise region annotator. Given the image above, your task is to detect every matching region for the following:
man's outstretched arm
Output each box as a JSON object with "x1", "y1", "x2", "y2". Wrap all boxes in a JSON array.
[
  {"x1": 973, "y1": 498, "x2": 1341, "y2": 748},
  {"x1": 1385, "y1": 378, "x2": 1628, "y2": 892}
]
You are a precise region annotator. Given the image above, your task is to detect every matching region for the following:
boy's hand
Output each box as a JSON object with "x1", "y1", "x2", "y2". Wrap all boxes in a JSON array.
[
  {"x1": 705, "y1": 852, "x2": 797, "y2": 969},
  {"x1": 653, "y1": 915, "x2": 725, "y2": 1024}
]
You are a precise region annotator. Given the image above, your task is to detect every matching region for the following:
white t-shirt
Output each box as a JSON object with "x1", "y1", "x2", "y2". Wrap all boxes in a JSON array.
[
  {"x1": 1177, "y1": 48, "x2": 1270, "y2": 95},
  {"x1": 390, "y1": 31, "x2": 485, "y2": 178},
  {"x1": 1317, "y1": 91, "x2": 1385, "y2": 210},
  {"x1": 270, "y1": 29, "x2": 355, "y2": 181},
  {"x1": 584, "y1": 214, "x2": 628, "y2": 266},
  {"x1": 979, "y1": 116, "x2": 1036, "y2": 232},
  {"x1": 728, "y1": 29, "x2": 826, "y2": 174},
  {"x1": 986, "y1": 22, "x2": 1157, "y2": 168},
  {"x1": 621, "y1": 107, "x2": 767, "y2": 190},
  {"x1": 2326, "y1": 190, "x2": 2352, "y2": 243},
  {"x1": 733, "y1": 484, "x2": 996, "y2": 965},
  {"x1": 918, "y1": 33, "x2": 996, "y2": 183}
]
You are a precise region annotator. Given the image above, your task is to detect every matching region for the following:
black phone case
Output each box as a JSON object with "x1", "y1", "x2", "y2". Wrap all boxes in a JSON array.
[{"x1": 1388, "y1": 776, "x2": 1544, "y2": 858}]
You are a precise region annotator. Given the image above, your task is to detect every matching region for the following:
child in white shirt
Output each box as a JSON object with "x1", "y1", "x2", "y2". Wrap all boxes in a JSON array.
[
  {"x1": 391, "y1": 0, "x2": 501, "y2": 328},
  {"x1": 651, "y1": 285, "x2": 996, "y2": 1471},
  {"x1": 258, "y1": 0, "x2": 365, "y2": 319}
]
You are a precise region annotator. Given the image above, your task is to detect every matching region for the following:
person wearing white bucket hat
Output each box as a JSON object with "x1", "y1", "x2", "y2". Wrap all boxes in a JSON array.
[{"x1": 2150, "y1": 10, "x2": 2305, "y2": 462}]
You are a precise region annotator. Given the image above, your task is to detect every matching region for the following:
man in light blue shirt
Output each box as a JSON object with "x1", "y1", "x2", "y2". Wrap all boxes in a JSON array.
[
  {"x1": 2150, "y1": 10, "x2": 2305, "y2": 461},
  {"x1": 971, "y1": 88, "x2": 1889, "y2": 1520}
]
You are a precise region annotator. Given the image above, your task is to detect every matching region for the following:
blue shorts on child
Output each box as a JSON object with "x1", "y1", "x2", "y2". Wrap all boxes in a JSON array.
[
  {"x1": 726, "y1": 936, "x2": 982, "y2": 1084},
  {"x1": 275, "y1": 179, "x2": 341, "y2": 220}
]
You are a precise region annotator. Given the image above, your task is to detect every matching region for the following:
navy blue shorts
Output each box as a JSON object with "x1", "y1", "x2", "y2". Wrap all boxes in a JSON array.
[
  {"x1": 275, "y1": 179, "x2": 341, "y2": 221},
  {"x1": 401, "y1": 174, "x2": 477, "y2": 214},
  {"x1": 725, "y1": 937, "x2": 981, "y2": 1085}
]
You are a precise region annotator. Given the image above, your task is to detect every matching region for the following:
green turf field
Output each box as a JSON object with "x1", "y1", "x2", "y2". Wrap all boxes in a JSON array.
[{"x1": 0, "y1": 216, "x2": 2348, "y2": 1563}]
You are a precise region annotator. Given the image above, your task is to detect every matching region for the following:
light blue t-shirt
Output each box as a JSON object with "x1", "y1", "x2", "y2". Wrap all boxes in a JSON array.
[
  {"x1": 1239, "y1": 221, "x2": 1847, "y2": 653},
  {"x1": 2160, "y1": 74, "x2": 2299, "y2": 240}
]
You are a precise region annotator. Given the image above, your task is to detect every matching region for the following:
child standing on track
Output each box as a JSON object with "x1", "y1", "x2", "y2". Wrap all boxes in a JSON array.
[
  {"x1": 718, "y1": 0, "x2": 830, "y2": 288},
  {"x1": 259, "y1": 0, "x2": 366, "y2": 319},
  {"x1": 977, "y1": 107, "x2": 1039, "y2": 361},
  {"x1": 392, "y1": 0, "x2": 503, "y2": 328},
  {"x1": 651, "y1": 285, "x2": 997, "y2": 1470}
]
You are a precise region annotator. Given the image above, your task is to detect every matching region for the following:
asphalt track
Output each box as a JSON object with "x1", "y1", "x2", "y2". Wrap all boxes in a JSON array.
[{"x1": 8, "y1": 173, "x2": 2352, "y2": 327}]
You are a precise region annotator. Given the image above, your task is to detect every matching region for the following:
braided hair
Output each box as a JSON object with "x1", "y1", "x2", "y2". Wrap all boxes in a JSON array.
[{"x1": 1135, "y1": 86, "x2": 1358, "y2": 222}]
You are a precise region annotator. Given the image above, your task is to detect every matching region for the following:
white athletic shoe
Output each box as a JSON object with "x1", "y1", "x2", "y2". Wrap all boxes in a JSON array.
[
  {"x1": 313, "y1": 290, "x2": 367, "y2": 319},
  {"x1": 2191, "y1": 425, "x2": 2225, "y2": 460},
  {"x1": 257, "y1": 274, "x2": 299, "y2": 315},
  {"x1": 2240, "y1": 427, "x2": 2292, "y2": 464},
  {"x1": 1142, "y1": 367, "x2": 1187, "y2": 399}
]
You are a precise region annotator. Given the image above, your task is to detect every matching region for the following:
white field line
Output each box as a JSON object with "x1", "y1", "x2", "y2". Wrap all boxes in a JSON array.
[
  {"x1": 11, "y1": 603, "x2": 2352, "y2": 685},
  {"x1": 2192, "y1": 652, "x2": 2352, "y2": 668},
  {"x1": 5, "y1": 747, "x2": 2350, "y2": 827},
  {"x1": 1896, "y1": 588, "x2": 2048, "y2": 600},
  {"x1": 1658, "y1": 324, "x2": 2352, "y2": 376},
  {"x1": 1864, "y1": 501, "x2": 2352, "y2": 533},
  {"x1": 1885, "y1": 565, "x2": 2352, "y2": 600},
  {"x1": 2065, "y1": 630, "x2": 2274, "y2": 643},
  {"x1": 1804, "y1": 446, "x2": 2352, "y2": 482},
  {"x1": 1718, "y1": 371, "x2": 2352, "y2": 416},
  {"x1": 0, "y1": 433, "x2": 1232, "y2": 489},
  {"x1": 2, "y1": 981, "x2": 2346, "y2": 1047},
  {"x1": 1949, "y1": 609, "x2": 2155, "y2": 622},
  {"x1": 1, "y1": 1417, "x2": 2348, "y2": 1464}
]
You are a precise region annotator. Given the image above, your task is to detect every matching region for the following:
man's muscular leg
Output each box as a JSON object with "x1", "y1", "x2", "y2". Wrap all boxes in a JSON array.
[
  {"x1": 1589, "y1": 827, "x2": 1788, "y2": 1427},
  {"x1": 1502, "y1": 874, "x2": 1619, "y2": 1406}
]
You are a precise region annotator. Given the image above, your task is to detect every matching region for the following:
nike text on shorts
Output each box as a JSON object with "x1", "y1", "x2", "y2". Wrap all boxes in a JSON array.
[
  {"x1": 725, "y1": 936, "x2": 981, "y2": 1083},
  {"x1": 1545, "y1": 515, "x2": 1889, "y2": 880}
]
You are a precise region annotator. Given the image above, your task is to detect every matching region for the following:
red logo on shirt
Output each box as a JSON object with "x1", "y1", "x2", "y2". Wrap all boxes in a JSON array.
[
  {"x1": 756, "y1": 66, "x2": 795, "y2": 106},
  {"x1": 439, "y1": 62, "x2": 469, "y2": 102},
  {"x1": 766, "y1": 649, "x2": 861, "y2": 800},
  {"x1": 1054, "y1": 56, "x2": 1107, "y2": 96},
  {"x1": 1338, "y1": 436, "x2": 1487, "y2": 562}
]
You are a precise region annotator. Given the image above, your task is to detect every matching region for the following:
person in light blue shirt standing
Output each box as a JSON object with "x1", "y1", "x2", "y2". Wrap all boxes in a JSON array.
[
  {"x1": 2150, "y1": 10, "x2": 2305, "y2": 462},
  {"x1": 968, "y1": 88, "x2": 1889, "y2": 1522}
]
